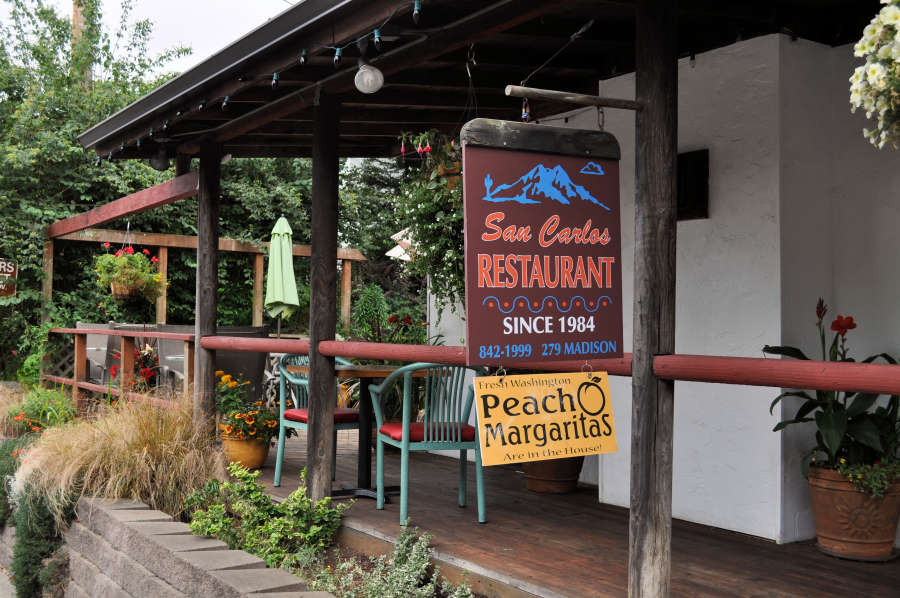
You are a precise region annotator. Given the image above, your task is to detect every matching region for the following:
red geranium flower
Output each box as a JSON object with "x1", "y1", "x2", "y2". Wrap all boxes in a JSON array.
[
  {"x1": 103, "y1": 242, "x2": 111, "y2": 248},
  {"x1": 830, "y1": 315, "x2": 857, "y2": 336},
  {"x1": 151, "y1": 256, "x2": 158, "y2": 263},
  {"x1": 124, "y1": 246, "x2": 134, "y2": 255},
  {"x1": 142, "y1": 248, "x2": 150, "y2": 255},
  {"x1": 114, "y1": 249, "x2": 123, "y2": 258}
]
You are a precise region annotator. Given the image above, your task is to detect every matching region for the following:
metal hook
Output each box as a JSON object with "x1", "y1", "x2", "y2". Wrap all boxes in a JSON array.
[
  {"x1": 581, "y1": 360, "x2": 593, "y2": 380},
  {"x1": 496, "y1": 365, "x2": 507, "y2": 384}
]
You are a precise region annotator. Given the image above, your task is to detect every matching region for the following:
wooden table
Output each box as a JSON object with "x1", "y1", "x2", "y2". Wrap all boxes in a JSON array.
[{"x1": 285, "y1": 363, "x2": 425, "y2": 500}]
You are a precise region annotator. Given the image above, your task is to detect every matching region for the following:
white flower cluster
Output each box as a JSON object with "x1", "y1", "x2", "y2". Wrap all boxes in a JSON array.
[{"x1": 851, "y1": 0, "x2": 900, "y2": 148}]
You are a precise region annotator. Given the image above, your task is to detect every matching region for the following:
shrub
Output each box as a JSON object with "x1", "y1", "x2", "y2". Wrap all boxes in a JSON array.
[
  {"x1": 187, "y1": 463, "x2": 347, "y2": 567},
  {"x1": 300, "y1": 525, "x2": 473, "y2": 598},
  {"x1": 12, "y1": 396, "x2": 225, "y2": 525},
  {"x1": 6, "y1": 385, "x2": 76, "y2": 436},
  {"x1": 11, "y1": 484, "x2": 73, "y2": 598},
  {"x1": 0, "y1": 436, "x2": 35, "y2": 526}
]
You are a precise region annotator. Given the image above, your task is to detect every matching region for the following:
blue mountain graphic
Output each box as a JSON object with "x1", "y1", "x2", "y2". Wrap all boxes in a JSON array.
[
  {"x1": 482, "y1": 164, "x2": 609, "y2": 210},
  {"x1": 580, "y1": 161, "x2": 606, "y2": 176}
]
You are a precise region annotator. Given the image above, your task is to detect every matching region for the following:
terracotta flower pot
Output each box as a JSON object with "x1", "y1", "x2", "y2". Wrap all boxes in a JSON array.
[
  {"x1": 807, "y1": 466, "x2": 900, "y2": 561},
  {"x1": 222, "y1": 437, "x2": 270, "y2": 469},
  {"x1": 523, "y1": 456, "x2": 585, "y2": 494}
]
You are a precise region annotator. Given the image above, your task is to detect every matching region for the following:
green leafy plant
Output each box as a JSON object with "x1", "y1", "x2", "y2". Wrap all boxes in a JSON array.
[
  {"x1": 216, "y1": 371, "x2": 280, "y2": 443},
  {"x1": 398, "y1": 132, "x2": 465, "y2": 311},
  {"x1": 299, "y1": 524, "x2": 473, "y2": 598},
  {"x1": 764, "y1": 298, "x2": 899, "y2": 494},
  {"x1": 837, "y1": 459, "x2": 900, "y2": 498},
  {"x1": 187, "y1": 463, "x2": 348, "y2": 566},
  {"x1": 0, "y1": 436, "x2": 34, "y2": 525},
  {"x1": 16, "y1": 322, "x2": 52, "y2": 387},
  {"x1": 11, "y1": 483, "x2": 75, "y2": 598},
  {"x1": 850, "y1": 0, "x2": 900, "y2": 148},
  {"x1": 7, "y1": 385, "x2": 76, "y2": 435},
  {"x1": 94, "y1": 244, "x2": 165, "y2": 301}
]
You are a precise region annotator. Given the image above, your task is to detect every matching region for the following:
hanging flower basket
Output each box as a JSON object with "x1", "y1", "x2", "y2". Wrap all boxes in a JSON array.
[
  {"x1": 93, "y1": 243, "x2": 164, "y2": 303},
  {"x1": 109, "y1": 280, "x2": 139, "y2": 299}
]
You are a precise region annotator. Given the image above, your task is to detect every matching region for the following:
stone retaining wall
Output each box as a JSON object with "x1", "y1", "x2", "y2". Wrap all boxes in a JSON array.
[{"x1": 0, "y1": 498, "x2": 333, "y2": 598}]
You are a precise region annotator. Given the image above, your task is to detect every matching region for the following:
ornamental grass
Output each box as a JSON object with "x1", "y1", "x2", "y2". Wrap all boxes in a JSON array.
[
  {"x1": 13, "y1": 395, "x2": 226, "y2": 527},
  {"x1": 0, "y1": 383, "x2": 25, "y2": 436}
]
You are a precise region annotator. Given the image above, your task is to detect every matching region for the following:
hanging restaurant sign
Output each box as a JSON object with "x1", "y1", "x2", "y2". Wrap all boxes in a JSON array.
[
  {"x1": 461, "y1": 119, "x2": 623, "y2": 366},
  {"x1": 0, "y1": 259, "x2": 17, "y2": 298},
  {"x1": 474, "y1": 371, "x2": 618, "y2": 466}
]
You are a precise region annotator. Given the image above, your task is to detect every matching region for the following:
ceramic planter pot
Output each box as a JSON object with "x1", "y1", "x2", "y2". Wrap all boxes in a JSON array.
[
  {"x1": 523, "y1": 456, "x2": 585, "y2": 493},
  {"x1": 807, "y1": 466, "x2": 900, "y2": 561},
  {"x1": 222, "y1": 437, "x2": 270, "y2": 469}
]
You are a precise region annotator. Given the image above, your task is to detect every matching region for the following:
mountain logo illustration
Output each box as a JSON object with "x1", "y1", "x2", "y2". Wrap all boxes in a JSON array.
[
  {"x1": 482, "y1": 164, "x2": 610, "y2": 210},
  {"x1": 580, "y1": 161, "x2": 606, "y2": 176}
]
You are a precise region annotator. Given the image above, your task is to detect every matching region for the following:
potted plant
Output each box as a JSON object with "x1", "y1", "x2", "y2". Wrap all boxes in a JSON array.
[
  {"x1": 93, "y1": 243, "x2": 164, "y2": 301},
  {"x1": 764, "y1": 299, "x2": 900, "y2": 560},
  {"x1": 216, "y1": 371, "x2": 279, "y2": 469}
]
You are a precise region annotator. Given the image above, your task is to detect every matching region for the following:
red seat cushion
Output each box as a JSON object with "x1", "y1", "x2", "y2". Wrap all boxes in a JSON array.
[
  {"x1": 283, "y1": 408, "x2": 360, "y2": 424},
  {"x1": 379, "y1": 422, "x2": 476, "y2": 442}
]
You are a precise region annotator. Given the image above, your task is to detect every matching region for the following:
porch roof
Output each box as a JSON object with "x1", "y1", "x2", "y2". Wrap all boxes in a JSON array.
[{"x1": 78, "y1": 0, "x2": 877, "y2": 161}]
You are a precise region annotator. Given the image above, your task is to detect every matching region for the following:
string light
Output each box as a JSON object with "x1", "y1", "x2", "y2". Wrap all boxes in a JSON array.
[
  {"x1": 272, "y1": 72, "x2": 280, "y2": 89},
  {"x1": 198, "y1": 99, "x2": 207, "y2": 111},
  {"x1": 107, "y1": 152, "x2": 113, "y2": 161},
  {"x1": 299, "y1": 49, "x2": 307, "y2": 65},
  {"x1": 148, "y1": 127, "x2": 154, "y2": 137},
  {"x1": 413, "y1": 0, "x2": 421, "y2": 24},
  {"x1": 94, "y1": 155, "x2": 102, "y2": 167},
  {"x1": 136, "y1": 137, "x2": 141, "y2": 148},
  {"x1": 373, "y1": 29, "x2": 382, "y2": 51},
  {"x1": 120, "y1": 141, "x2": 126, "y2": 151},
  {"x1": 222, "y1": 96, "x2": 230, "y2": 110},
  {"x1": 354, "y1": 60, "x2": 384, "y2": 94},
  {"x1": 333, "y1": 47, "x2": 342, "y2": 68},
  {"x1": 176, "y1": 108, "x2": 184, "y2": 117},
  {"x1": 162, "y1": 120, "x2": 169, "y2": 131}
]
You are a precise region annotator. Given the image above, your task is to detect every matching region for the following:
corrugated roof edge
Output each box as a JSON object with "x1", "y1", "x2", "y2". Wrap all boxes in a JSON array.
[{"x1": 77, "y1": 0, "x2": 352, "y2": 150}]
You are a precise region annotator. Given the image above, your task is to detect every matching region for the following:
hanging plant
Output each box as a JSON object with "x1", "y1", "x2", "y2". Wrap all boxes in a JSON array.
[
  {"x1": 850, "y1": 1, "x2": 900, "y2": 148},
  {"x1": 93, "y1": 243, "x2": 165, "y2": 302},
  {"x1": 398, "y1": 131, "x2": 465, "y2": 311}
]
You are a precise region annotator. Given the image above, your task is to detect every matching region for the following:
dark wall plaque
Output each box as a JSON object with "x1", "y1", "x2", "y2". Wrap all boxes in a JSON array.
[{"x1": 461, "y1": 119, "x2": 623, "y2": 366}]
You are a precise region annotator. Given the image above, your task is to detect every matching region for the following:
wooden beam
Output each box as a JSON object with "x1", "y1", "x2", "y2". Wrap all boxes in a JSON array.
[
  {"x1": 194, "y1": 144, "x2": 221, "y2": 432},
  {"x1": 252, "y1": 253, "x2": 265, "y2": 327},
  {"x1": 307, "y1": 97, "x2": 340, "y2": 501},
  {"x1": 629, "y1": 1, "x2": 678, "y2": 597},
  {"x1": 340, "y1": 259, "x2": 352, "y2": 330},
  {"x1": 47, "y1": 172, "x2": 199, "y2": 238},
  {"x1": 73, "y1": 333, "x2": 87, "y2": 412},
  {"x1": 56, "y1": 228, "x2": 367, "y2": 261},
  {"x1": 41, "y1": 240, "x2": 53, "y2": 324},
  {"x1": 179, "y1": 0, "x2": 578, "y2": 154},
  {"x1": 155, "y1": 247, "x2": 168, "y2": 324}
]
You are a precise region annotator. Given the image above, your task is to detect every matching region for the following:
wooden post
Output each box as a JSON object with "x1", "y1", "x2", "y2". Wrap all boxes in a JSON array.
[
  {"x1": 41, "y1": 240, "x2": 53, "y2": 324},
  {"x1": 155, "y1": 247, "x2": 168, "y2": 324},
  {"x1": 194, "y1": 144, "x2": 221, "y2": 431},
  {"x1": 252, "y1": 253, "x2": 265, "y2": 327},
  {"x1": 307, "y1": 97, "x2": 340, "y2": 500},
  {"x1": 120, "y1": 336, "x2": 135, "y2": 393},
  {"x1": 175, "y1": 154, "x2": 192, "y2": 176},
  {"x1": 73, "y1": 333, "x2": 87, "y2": 412},
  {"x1": 184, "y1": 340, "x2": 195, "y2": 399},
  {"x1": 340, "y1": 259, "x2": 352, "y2": 329},
  {"x1": 629, "y1": 1, "x2": 678, "y2": 597}
]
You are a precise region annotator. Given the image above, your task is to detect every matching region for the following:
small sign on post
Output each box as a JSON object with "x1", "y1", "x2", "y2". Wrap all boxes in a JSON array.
[
  {"x1": 461, "y1": 119, "x2": 623, "y2": 366},
  {"x1": 474, "y1": 371, "x2": 618, "y2": 466},
  {"x1": 0, "y1": 258, "x2": 17, "y2": 298}
]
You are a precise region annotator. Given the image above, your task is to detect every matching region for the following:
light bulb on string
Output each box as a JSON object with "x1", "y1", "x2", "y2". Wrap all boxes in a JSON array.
[
  {"x1": 354, "y1": 59, "x2": 384, "y2": 94},
  {"x1": 162, "y1": 120, "x2": 169, "y2": 131},
  {"x1": 136, "y1": 137, "x2": 141, "y2": 148},
  {"x1": 107, "y1": 152, "x2": 113, "y2": 161},
  {"x1": 373, "y1": 29, "x2": 382, "y2": 51},
  {"x1": 299, "y1": 49, "x2": 307, "y2": 66},
  {"x1": 148, "y1": 127, "x2": 154, "y2": 138},
  {"x1": 222, "y1": 96, "x2": 230, "y2": 110},
  {"x1": 413, "y1": 0, "x2": 421, "y2": 24},
  {"x1": 271, "y1": 72, "x2": 280, "y2": 89},
  {"x1": 333, "y1": 47, "x2": 343, "y2": 68},
  {"x1": 94, "y1": 155, "x2": 102, "y2": 167},
  {"x1": 198, "y1": 99, "x2": 207, "y2": 111}
]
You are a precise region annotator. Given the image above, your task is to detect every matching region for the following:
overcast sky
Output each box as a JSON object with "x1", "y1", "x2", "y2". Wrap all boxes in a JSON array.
[{"x1": 1, "y1": 0, "x2": 297, "y2": 73}]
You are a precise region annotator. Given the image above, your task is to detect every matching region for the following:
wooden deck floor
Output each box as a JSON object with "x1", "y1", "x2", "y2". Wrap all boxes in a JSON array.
[{"x1": 259, "y1": 431, "x2": 899, "y2": 598}]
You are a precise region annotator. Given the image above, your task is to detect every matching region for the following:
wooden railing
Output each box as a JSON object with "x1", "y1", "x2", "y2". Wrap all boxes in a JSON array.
[{"x1": 51, "y1": 331, "x2": 900, "y2": 406}]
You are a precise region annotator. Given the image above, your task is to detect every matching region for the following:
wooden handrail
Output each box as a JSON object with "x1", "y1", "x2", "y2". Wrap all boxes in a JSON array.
[
  {"x1": 200, "y1": 335, "x2": 310, "y2": 354},
  {"x1": 42, "y1": 375, "x2": 177, "y2": 408},
  {"x1": 51, "y1": 328, "x2": 194, "y2": 341}
]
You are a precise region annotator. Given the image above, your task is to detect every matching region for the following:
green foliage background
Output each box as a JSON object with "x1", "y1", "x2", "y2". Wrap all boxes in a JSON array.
[{"x1": 0, "y1": 0, "x2": 425, "y2": 378}]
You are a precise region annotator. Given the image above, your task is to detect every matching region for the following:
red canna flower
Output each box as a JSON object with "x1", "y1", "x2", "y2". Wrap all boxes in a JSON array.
[{"x1": 830, "y1": 315, "x2": 857, "y2": 336}]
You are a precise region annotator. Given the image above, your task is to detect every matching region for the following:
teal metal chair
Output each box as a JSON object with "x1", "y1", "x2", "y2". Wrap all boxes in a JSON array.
[
  {"x1": 274, "y1": 353, "x2": 356, "y2": 487},
  {"x1": 370, "y1": 363, "x2": 487, "y2": 524}
]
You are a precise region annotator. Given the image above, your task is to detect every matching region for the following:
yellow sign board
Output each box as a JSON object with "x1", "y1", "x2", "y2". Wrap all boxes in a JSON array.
[{"x1": 474, "y1": 372, "x2": 617, "y2": 466}]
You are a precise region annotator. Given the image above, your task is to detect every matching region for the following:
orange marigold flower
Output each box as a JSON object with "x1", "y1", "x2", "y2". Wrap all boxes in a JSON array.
[
  {"x1": 215, "y1": 370, "x2": 224, "y2": 377},
  {"x1": 227, "y1": 381, "x2": 238, "y2": 388},
  {"x1": 221, "y1": 374, "x2": 232, "y2": 383}
]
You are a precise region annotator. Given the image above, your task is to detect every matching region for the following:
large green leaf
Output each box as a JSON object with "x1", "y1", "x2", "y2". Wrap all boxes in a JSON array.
[
  {"x1": 795, "y1": 400, "x2": 821, "y2": 420},
  {"x1": 846, "y1": 393, "x2": 878, "y2": 418},
  {"x1": 847, "y1": 418, "x2": 883, "y2": 452},
  {"x1": 768, "y1": 390, "x2": 815, "y2": 415},
  {"x1": 762, "y1": 345, "x2": 809, "y2": 360},
  {"x1": 815, "y1": 410, "x2": 847, "y2": 458},
  {"x1": 773, "y1": 417, "x2": 812, "y2": 432}
]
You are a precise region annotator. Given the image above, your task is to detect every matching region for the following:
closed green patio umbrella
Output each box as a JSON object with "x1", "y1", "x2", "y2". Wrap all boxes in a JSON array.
[{"x1": 264, "y1": 216, "x2": 300, "y2": 336}]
